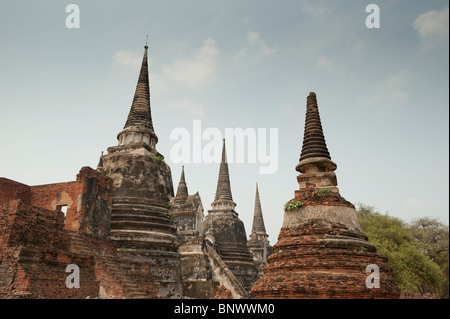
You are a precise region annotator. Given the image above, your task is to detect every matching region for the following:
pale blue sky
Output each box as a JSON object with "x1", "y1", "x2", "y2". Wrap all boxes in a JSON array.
[{"x1": 1, "y1": 1, "x2": 448, "y2": 243}]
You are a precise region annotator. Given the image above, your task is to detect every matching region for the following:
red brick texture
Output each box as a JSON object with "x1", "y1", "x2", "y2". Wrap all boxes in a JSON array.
[
  {"x1": 212, "y1": 284, "x2": 232, "y2": 299},
  {"x1": 252, "y1": 220, "x2": 400, "y2": 299},
  {"x1": 252, "y1": 184, "x2": 400, "y2": 299},
  {"x1": 0, "y1": 167, "x2": 159, "y2": 299},
  {"x1": 28, "y1": 166, "x2": 113, "y2": 237}
]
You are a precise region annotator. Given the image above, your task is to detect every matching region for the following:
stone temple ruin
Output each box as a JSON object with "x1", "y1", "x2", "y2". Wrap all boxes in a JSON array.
[
  {"x1": 251, "y1": 92, "x2": 400, "y2": 299},
  {"x1": 0, "y1": 46, "x2": 399, "y2": 299},
  {"x1": 0, "y1": 45, "x2": 269, "y2": 299}
]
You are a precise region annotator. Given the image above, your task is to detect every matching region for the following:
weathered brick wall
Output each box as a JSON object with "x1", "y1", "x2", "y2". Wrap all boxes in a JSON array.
[
  {"x1": 252, "y1": 186, "x2": 400, "y2": 299},
  {"x1": 29, "y1": 180, "x2": 79, "y2": 226},
  {"x1": 0, "y1": 199, "x2": 159, "y2": 299},
  {"x1": 0, "y1": 199, "x2": 98, "y2": 298},
  {"x1": 252, "y1": 220, "x2": 400, "y2": 299},
  {"x1": 0, "y1": 178, "x2": 31, "y2": 204},
  {"x1": 0, "y1": 168, "x2": 159, "y2": 299},
  {"x1": 294, "y1": 191, "x2": 355, "y2": 208},
  {"x1": 28, "y1": 167, "x2": 113, "y2": 237}
]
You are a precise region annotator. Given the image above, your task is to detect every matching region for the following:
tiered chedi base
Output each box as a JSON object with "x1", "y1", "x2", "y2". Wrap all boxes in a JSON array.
[
  {"x1": 102, "y1": 145, "x2": 182, "y2": 298},
  {"x1": 251, "y1": 193, "x2": 400, "y2": 299},
  {"x1": 204, "y1": 210, "x2": 258, "y2": 292}
]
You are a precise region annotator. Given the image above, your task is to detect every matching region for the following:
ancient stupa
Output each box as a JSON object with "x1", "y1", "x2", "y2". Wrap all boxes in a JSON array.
[
  {"x1": 203, "y1": 139, "x2": 258, "y2": 292},
  {"x1": 252, "y1": 92, "x2": 400, "y2": 299},
  {"x1": 247, "y1": 184, "x2": 272, "y2": 276},
  {"x1": 100, "y1": 45, "x2": 182, "y2": 298}
]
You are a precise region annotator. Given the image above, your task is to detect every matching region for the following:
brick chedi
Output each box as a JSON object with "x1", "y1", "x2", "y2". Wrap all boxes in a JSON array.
[
  {"x1": 252, "y1": 92, "x2": 400, "y2": 299},
  {"x1": 203, "y1": 140, "x2": 258, "y2": 293},
  {"x1": 100, "y1": 45, "x2": 182, "y2": 298},
  {"x1": 247, "y1": 184, "x2": 272, "y2": 276}
]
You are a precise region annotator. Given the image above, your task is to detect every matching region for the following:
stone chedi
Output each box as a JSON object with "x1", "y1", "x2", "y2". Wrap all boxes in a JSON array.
[
  {"x1": 1, "y1": 43, "x2": 270, "y2": 299},
  {"x1": 100, "y1": 45, "x2": 182, "y2": 298},
  {"x1": 203, "y1": 140, "x2": 258, "y2": 292},
  {"x1": 169, "y1": 166, "x2": 251, "y2": 299},
  {"x1": 247, "y1": 184, "x2": 272, "y2": 276},
  {"x1": 252, "y1": 92, "x2": 400, "y2": 298}
]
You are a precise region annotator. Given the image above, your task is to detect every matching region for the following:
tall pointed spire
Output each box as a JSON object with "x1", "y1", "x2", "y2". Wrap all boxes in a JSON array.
[
  {"x1": 296, "y1": 92, "x2": 336, "y2": 173},
  {"x1": 211, "y1": 139, "x2": 236, "y2": 211},
  {"x1": 205, "y1": 139, "x2": 258, "y2": 291},
  {"x1": 248, "y1": 183, "x2": 271, "y2": 276},
  {"x1": 174, "y1": 166, "x2": 189, "y2": 204},
  {"x1": 214, "y1": 139, "x2": 233, "y2": 202},
  {"x1": 124, "y1": 45, "x2": 154, "y2": 131},
  {"x1": 117, "y1": 43, "x2": 158, "y2": 149},
  {"x1": 251, "y1": 183, "x2": 266, "y2": 234}
]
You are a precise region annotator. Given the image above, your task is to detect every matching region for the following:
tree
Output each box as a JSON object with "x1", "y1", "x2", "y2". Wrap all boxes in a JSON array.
[
  {"x1": 409, "y1": 218, "x2": 449, "y2": 298},
  {"x1": 356, "y1": 204, "x2": 447, "y2": 298}
]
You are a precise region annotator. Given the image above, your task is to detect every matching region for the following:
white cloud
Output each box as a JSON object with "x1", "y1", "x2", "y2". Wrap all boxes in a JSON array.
[
  {"x1": 149, "y1": 73, "x2": 168, "y2": 95},
  {"x1": 352, "y1": 39, "x2": 365, "y2": 53},
  {"x1": 232, "y1": 31, "x2": 275, "y2": 64},
  {"x1": 384, "y1": 70, "x2": 409, "y2": 103},
  {"x1": 314, "y1": 55, "x2": 349, "y2": 77},
  {"x1": 248, "y1": 31, "x2": 275, "y2": 56},
  {"x1": 357, "y1": 69, "x2": 410, "y2": 107},
  {"x1": 113, "y1": 38, "x2": 219, "y2": 92},
  {"x1": 413, "y1": 7, "x2": 449, "y2": 50},
  {"x1": 300, "y1": 3, "x2": 327, "y2": 16},
  {"x1": 315, "y1": 55, "x2": 336, "y2": 71},
  {"x1": 113, "y1": 50, "x2": 142, "y2": 69},
  {"x1": 160, "y1": 38, "x2": 219, "y2": 90},
  {"x1": 168, "y1": 99, "x2": 205, "y2": 118},
  {"x1": 405, "y1": 198, "x2": 422, "y2": 211}
]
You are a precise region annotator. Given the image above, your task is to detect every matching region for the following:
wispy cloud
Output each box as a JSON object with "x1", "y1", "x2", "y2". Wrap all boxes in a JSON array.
[
  {"x1": 315, "y1": 55, "x2": 336, "y2": 72},
  {"x1": 113, "y1": 50, "x2": 142, "y2": 70},
  {"x1": 357, "y1": 69, "x2": 410, "y2": 107},
  {"x1": 413, "y1": 6, "x2": 449, "y2": 50},
  {"x1": 352, "y1": 38, "x2": 365, "y2": 53},
  {"x1": 113, "y1": 38, "x2": 220, "y2": 92},
  {"x1": 168, "y1": 99, "x2": 205, "y2": 118},
  {"x1": 405, "y1": 198, "x2": 422, "y2": 211},
  {"x1": 299, "y1": 2, "x2": 327, "y2": 16},
  {"x1": 160, "y1": 38, "x2": 219, "y2": 90},
  {"x1": 233, "y1": 31, "x2": 275, "y2": 64},
  {"x1": 247, "y1": 31, "x2": 275, "y2": 56},
  {"x1": 383, "y1": 70, "x2": 409, "y2": 103}
]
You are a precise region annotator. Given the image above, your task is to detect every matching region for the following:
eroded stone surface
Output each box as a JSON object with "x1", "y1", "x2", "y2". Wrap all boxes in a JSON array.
[{"x1": 252, "y1": 92, "x2": 400, "y2": 299}]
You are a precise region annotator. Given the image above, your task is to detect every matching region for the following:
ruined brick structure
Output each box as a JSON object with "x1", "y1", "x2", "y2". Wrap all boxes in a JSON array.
[
  {"x1": 0, "y1": 167, "x2": 159, "y2": 298},
  {"x1": 0, "y1": 44, "x2": 262, "y2": 299},
  {"x1": 247, "y1": 184, "x2": 272, "y2": 276},
  {"x1": 2, "y1": 44, "x2": 399, "y2": 300},
  {"x1": 252, "y1": 92, "x2": 400, "y2": 299}
]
